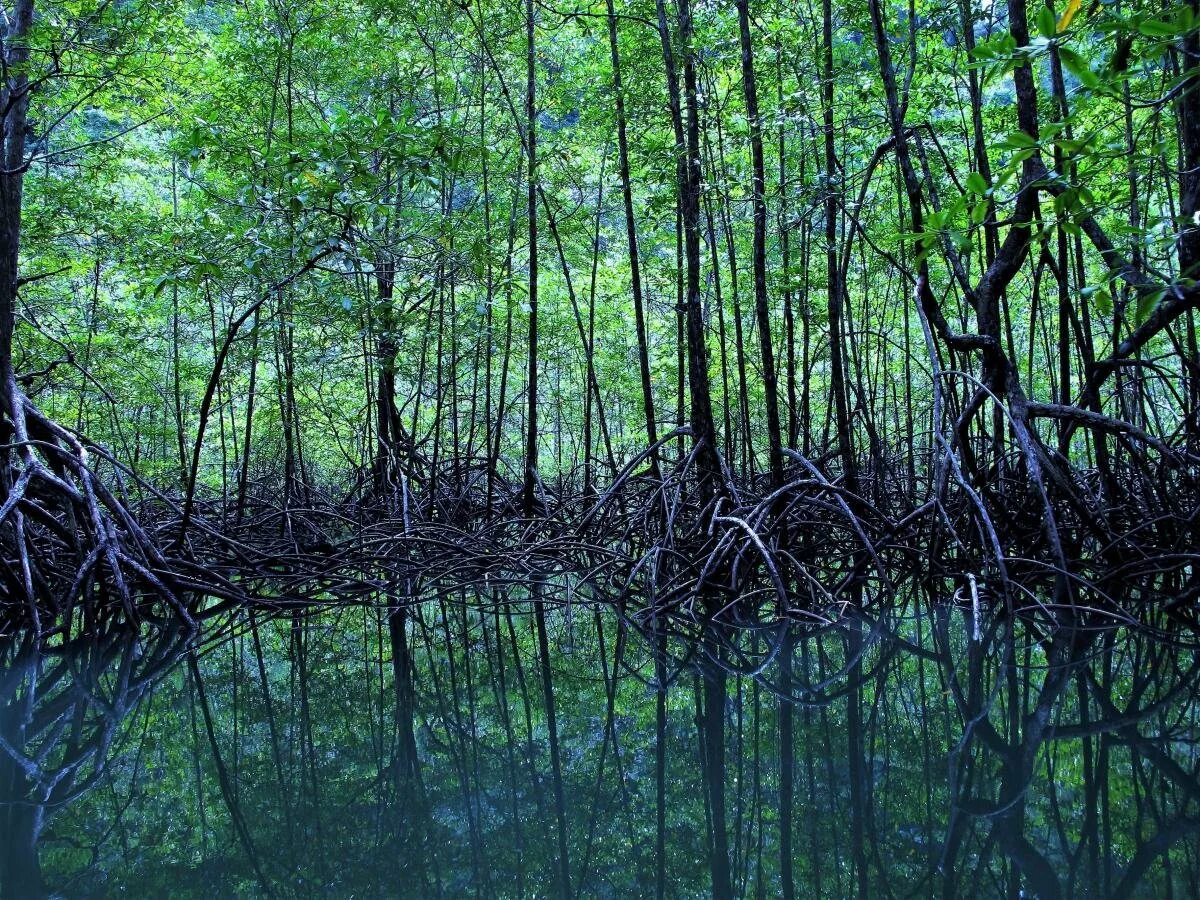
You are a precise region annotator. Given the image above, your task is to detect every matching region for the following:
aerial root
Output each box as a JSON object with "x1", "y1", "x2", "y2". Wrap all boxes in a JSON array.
[
  {"x1": 0, "y1": 373, "x2": 195, "y2": 633},
  {"x1": 1, "y1": 385, "x2": 1197, "y2": 639}
]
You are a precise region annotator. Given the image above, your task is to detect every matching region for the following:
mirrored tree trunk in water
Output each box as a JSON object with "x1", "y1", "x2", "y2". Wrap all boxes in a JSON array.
[
  {"x1": 2, "y1": 585, "x2": 1199, "y2": 898},
  {"x1": 0, "y1": 624, "x2": 192, "y2": 896}
]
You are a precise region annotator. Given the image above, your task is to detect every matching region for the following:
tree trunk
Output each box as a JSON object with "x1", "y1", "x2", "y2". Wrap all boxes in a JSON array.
[
  {"x1": 522, "y1": 0, "x2": 540, "y2": 515},
  {"x1": 735, "y1": 0, "x2": 784, "y2": 486},
  {"x1": 605, "y1": 0, "x2": 660, "y2": 474}
]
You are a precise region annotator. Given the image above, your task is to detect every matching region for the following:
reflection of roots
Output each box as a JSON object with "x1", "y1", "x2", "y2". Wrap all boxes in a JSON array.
[
  {"x1": 0, "y1": 620, "x2": 192, "y2": 894},
  {"x1": 0, "y1": 374, "x2": 194, "y2": 632}
]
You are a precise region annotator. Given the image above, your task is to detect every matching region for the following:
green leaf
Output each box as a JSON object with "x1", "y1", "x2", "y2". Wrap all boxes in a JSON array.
[
  {"x1": 1135, "y1": 288, "x2": 1165, "y2": 325},
  {"x1": 1137, "y1": 18, "x2": 1183, "y2": 38},
  {"x1": 966, "y1": 171, "x2": 988, "y2": 194},
  {"x1": 1000, "y1": 130, "x2": 1038, "y2": 150},
  {"x1": 1036, "y1": 6, "x2": 1057, "y2": 40},
  {"x1": 1057, "y1": 47, "x2": 1099, "y2": 89},
  {"x1": 1083, "y1": 285, "x2": 1113, "y2": 316},
  {"x1": 152, "y1": 274, "x2": 176, "y2": 297}
]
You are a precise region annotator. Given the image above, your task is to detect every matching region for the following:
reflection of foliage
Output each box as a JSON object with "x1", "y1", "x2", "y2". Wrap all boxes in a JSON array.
[{"x1": 3, "y1": 595, "x2": 1193, "y2": 897}]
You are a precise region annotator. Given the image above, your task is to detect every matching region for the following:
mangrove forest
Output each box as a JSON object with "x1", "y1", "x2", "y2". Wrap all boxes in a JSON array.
[{"x1": 1, "y1": 0, "x2": 1199, "y2": 894}]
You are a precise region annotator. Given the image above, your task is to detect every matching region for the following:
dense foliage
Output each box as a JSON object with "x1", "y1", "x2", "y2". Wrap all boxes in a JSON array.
[
  {"x1": 0, "y1": 0, "x2": 1197, "y2": 650},
  {"x1": 14, "y1": 0, "x2": 1190, "y2": 463}
]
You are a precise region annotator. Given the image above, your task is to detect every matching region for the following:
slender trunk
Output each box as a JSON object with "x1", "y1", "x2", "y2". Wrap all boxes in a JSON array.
[
  {"x1": 533, "y1": 583, "x2": 572, "y2": 898},
  {"x1": 708, "y1": 109, "x2": 754, "y2": 477},
  {"x1": 676, "y1": 0, "x2": 721, "y2": 497},
  {"x1": 0, "y1": 1, "x2": 31, "y2": 364},
  {"x1": 522, "y1": 0, "x2": 540, "y2": 514},
  {"x1": 736, "y1": 0, "x2": 784, "y2": 485},
  {"x1": 654, "y1": 626, "x2": 668, "y2": 900},
  {"x1": 235, "y1": 308, "x2": 261, "y2": 521},
  {"x1": 778, "y1": 59, "x2": 798, "y2": 451},
  {"x1": 389, "y1": 604, "x2": 419, "y2": 782},
  {"x1": 655, "y1": 0, "x2": 720, "y2": 487},
  {"x1": 822, "y1": 0, "x2": 854, "y2": 485},
  {"x1": 605, "y1": 0, "x2": 660, "y2": 472},
  {"x1": 702, "y1": 654, "x2": 733, "y2": 900},
  {"x1": 779, "y1": 631, "x2": 795, "y2": 899}
]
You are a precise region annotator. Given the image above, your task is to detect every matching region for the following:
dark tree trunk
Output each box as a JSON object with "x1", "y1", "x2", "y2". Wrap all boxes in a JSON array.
[
  {"x1": 735, "y1": 0, "x2": 784, "y2": 486},
  {"x1": 677, "y1": 0, "x2": 722, "y2": 500},
  {"x1": 605, "y1": 0, "x2": 660, "y2": 474},
  {"x1": 522, "y1": 0, "x2": 540, "y2": 515}
]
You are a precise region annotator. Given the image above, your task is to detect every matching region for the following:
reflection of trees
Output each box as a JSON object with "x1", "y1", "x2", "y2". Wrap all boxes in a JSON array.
[
  {"x1": 635, "y1": 601, "x2": 1200, "y2": 898},
  {"x1": 931, "y1": 610, "x2": 1200, "y2": 899},
  {"x1": 8, "y1": 593, "x2": 1199, "y2": 898},
  {"x1": 0, "y1": 625, "x2": 191, "y2": 898}
]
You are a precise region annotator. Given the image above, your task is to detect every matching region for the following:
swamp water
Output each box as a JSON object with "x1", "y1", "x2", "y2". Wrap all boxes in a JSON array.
[{"x1": 1, "y1": 593, "x2": 1198, "y2": 898}]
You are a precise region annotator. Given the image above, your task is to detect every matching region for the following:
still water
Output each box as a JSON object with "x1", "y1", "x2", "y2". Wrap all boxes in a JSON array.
[{"x1": 1, "y1": 593, "x2": 1197, "y2": 898}]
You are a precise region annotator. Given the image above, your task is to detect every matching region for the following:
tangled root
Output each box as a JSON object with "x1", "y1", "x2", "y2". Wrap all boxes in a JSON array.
[{"x1": 0, "y1": 372, "x2": 195, "y2": 633}]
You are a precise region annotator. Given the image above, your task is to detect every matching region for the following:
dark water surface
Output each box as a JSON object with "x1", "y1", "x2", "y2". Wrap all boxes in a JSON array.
[{"x1": 2, "y1": 593, "x2": 1198, "y2": 898}]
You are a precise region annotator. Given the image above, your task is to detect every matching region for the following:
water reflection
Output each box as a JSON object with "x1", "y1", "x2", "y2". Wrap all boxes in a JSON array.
[
  {"x1": 0, "y1": 625, "x2": 193, "y2": 896},
  {"x1": 1, "y1": 596, "x2": 1198, "y2": 898}
]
